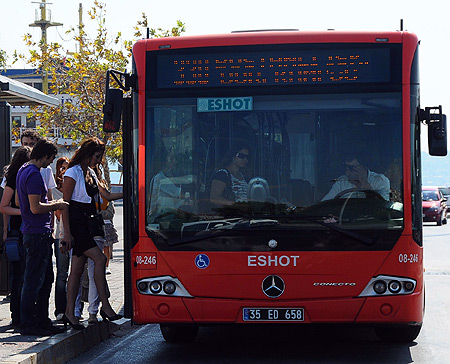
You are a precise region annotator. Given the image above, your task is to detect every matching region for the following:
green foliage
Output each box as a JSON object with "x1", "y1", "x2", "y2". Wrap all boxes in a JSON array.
[
  {"x1": 0, "y1": 49, "x2": 7, "y2": 70},
  {"x1": 14, "y1": 0, "x2": 185, "y2": 167}
]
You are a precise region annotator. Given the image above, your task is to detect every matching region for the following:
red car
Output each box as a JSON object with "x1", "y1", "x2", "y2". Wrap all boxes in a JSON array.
[{"x1": 422, "y1": 186, "x2": 448, "y2": 225}]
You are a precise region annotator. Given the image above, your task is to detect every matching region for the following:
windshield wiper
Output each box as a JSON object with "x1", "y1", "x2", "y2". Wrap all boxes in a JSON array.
[
  {"x1": 310, "y1": 219, "x2": 374, "y2": 245},
  {"x1": 285, "y1": 215, "x2": 374, "y2": 245},
  {"x1": 168, "y1": 229, "x2": 234, "y2": 246},
  {"x1": 165, "y1": 216, "x2": 374, "y2": 246},
  {"x1": 212, "y1": 218, "x2": 280, "y2": 230},
  {"x1": 254, "y1": 215, "x2": 375, "y2": 245},
  {"x1": 167, "y1": 218, "x2": 280, "y2": 246}
]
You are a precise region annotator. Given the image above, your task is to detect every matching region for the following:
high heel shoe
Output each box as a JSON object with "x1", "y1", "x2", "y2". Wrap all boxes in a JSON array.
[
  {"x1": 100, "y1": 309, "x2": 123, "y2": 322},
  {"x1": 62, "y1": 314, "x2": 85, "y2": 330}
]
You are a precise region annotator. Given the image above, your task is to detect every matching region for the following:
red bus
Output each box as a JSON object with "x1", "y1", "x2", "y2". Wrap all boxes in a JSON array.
[{"x1": 104, "y1": 30, "x2": 447, "y2": 343}]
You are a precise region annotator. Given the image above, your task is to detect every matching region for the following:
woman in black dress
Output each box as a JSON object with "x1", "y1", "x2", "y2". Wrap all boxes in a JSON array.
[{"x1": 61, "y1": 137, "x2": 123, "y2": 329}]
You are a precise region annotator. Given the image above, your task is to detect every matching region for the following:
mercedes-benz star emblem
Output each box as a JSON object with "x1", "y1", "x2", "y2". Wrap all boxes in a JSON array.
[{"x1": 262, "y1": 275, "x2": 285, "y2": 298}]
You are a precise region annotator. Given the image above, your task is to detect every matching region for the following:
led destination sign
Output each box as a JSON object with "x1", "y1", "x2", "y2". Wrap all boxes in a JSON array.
[{"x1": 156, "y1": 47, "x2": 391, "y2": 89}]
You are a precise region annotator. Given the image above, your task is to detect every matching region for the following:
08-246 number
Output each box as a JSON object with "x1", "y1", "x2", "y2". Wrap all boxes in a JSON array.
[
  {"x1": 136, "y1": 255, "x2": 156, "y2": 265},
  {"x1": 398, "y1": 253, "x2": 419, "y2": 263}
]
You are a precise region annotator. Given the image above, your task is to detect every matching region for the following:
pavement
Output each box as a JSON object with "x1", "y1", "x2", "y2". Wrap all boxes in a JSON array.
[{"x1": 0, "y1": 205, "x2": 129, "y2": 364}]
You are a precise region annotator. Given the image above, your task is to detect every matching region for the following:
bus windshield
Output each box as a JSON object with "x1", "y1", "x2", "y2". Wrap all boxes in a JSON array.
[{"x1": 145, "y1": 92, "x2": 403, "y2": 251}]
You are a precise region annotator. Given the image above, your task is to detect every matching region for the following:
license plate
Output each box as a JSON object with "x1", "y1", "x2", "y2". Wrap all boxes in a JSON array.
[{"x1": 243, "y1": 308, "x2": 304, "y2": 321}]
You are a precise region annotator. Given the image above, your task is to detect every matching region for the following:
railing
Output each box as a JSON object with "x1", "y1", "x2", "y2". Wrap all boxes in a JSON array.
[{"x1": 12, "y1": 127, "x2": 74, "y2": 147}]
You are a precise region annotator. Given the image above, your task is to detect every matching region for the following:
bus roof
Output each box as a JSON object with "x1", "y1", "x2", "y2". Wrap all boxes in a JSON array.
[{"x1": 135, "y1": 30, "x2": 417, "y2": 52}]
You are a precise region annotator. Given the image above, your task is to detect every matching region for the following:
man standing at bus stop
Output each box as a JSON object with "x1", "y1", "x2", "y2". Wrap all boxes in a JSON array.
[{"x1": 16, "y1": 138, "x2": 68, "y2": 336}]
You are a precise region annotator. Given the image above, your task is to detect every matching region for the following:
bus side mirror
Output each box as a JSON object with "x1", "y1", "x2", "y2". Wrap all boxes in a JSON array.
[
  {"x1": 103, "y1": 88, "x2": 123, "y2": 132},
  {"x1": 428, "y1": 114, "x2": 447, "y2": 156},
  {"x1": 420, "y1": 106, "x2": 447, "y2": 156}
]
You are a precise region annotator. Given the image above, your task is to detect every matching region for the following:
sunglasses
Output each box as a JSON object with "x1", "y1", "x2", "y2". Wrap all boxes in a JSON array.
[{"x1": 236, "y1": 152, "x2": 250, "y2": 160}]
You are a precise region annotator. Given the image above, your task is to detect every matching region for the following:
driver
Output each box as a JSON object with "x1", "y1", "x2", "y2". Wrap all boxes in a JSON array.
[{"x1": 322, "y1": 154, "x2": 390, "y2": 201}]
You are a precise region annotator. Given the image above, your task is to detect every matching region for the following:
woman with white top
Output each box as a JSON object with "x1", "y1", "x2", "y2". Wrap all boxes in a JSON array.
[
  {"x1": 61, "y1": 137, "x2": 123, "y2": 329},
  {"x1": 53, "y1": 156, "x2": 69, "y2": 321}
]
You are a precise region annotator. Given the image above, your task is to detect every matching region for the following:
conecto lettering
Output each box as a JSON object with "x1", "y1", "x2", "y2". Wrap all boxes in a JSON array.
[
  {"x1": 313, "y1": 282, "x2": 356, "y2": 286},
  {"x1": 248, "y1": 255, "x2": 300, "y2": 267}
]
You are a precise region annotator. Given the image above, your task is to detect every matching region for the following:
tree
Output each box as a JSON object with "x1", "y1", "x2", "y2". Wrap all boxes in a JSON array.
[
  {"x1": 0, "y1": 49, "x2": 6, "y2": 70},
  {"x1": 14, "y1": 0, "x2": 185, "y2": 183}
]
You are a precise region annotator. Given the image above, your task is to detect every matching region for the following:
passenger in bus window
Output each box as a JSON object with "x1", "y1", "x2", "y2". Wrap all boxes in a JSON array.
[
  {"x1": 148, "y1": 150, "x2": 194, "y2": 219},
  {"x1": 322, "y1": 154, "x2": 390, "y2": 201},
  {"x1": 210, "y1": 144, "x2": 250, "y2": 206}
]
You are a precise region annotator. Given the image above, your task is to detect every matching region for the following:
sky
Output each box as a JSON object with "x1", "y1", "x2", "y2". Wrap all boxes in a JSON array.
[
  {"x1": 1, "y1": 0, "x2": 449, "y2": 119},
  {"x1": 1, "y1": 0, "x2": 449, "y2": 110}
]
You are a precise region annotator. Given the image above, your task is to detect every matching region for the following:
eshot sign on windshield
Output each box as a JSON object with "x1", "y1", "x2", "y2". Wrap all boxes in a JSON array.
[{"x1": 197, "y1": 97, "x2": 253, "y2": 113}]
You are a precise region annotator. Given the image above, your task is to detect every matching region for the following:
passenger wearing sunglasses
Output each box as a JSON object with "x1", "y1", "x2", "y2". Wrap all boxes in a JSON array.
[
  {"x1": 210, "y1": 145, "x2": 250, "y2": 206},
  {"x1": 322, "y1": 155, "x2": 390, "y2": 201}
]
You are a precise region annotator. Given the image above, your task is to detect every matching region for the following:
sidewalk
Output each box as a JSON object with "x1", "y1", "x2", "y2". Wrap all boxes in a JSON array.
[{"x1": 0, "y1": 206, "x2": 127, "y2": 364}]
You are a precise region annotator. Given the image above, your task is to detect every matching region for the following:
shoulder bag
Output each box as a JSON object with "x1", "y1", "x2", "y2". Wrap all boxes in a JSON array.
[
  {"x1": 85, "y1": 173, "x2": 105, "y2": 238},
  {"x1": 4, "y1": 236, "x2": 22, "y2": 261}
]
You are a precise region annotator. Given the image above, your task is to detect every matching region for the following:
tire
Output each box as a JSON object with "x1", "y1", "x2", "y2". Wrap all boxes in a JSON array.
[
  {"x1": 374, "y1": 324, "x2": 422, "y2": 343},
  {"x1": 160, "y1": 324, "x2": 199, "y2": 343}
]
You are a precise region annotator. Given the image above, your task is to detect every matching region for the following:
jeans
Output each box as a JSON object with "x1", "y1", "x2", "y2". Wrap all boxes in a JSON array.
[
  {"x1": 10, "y1": 257, "x2": 25, "y2": 325},
  {"x1": 20, "y1": 233, "x2": 54, "y2": 329},
  {"x1": 54, "y1": 239, "x2": 69, "y2": 316}
]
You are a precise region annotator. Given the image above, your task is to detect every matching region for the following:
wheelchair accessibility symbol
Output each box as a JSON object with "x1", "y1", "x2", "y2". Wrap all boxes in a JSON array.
[{"x1": 195, "y1": 254, "x2": 210, "y2": 269}]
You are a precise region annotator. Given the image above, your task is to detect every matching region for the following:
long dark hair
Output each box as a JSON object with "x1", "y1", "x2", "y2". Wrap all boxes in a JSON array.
[
  {"x1": 68, "y1": 137, "x2": 105, "y2": 169},
  {"x1": 92, "y1": 163, "x2": 107, "y2": 190},
  {"x1": 55, "y1": 157, "x2": 69, "y2": 189},
  {"x1": 219, "y1": 143, "x2": 250, "y2": 168},
  {"x1": 4, "y1": 146, "x2": 32, "y2": 181}
]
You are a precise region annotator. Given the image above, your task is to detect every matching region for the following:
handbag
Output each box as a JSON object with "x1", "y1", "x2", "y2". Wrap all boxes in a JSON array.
[
  {"x1": 84, "y1": 173, "x2": 105, "y2": 237},
  {"x1": 87, "y1": 212, "x2": 105, "y2": 237},
  {"x1": 4, "y1": 236, "x2": 22, "y2": 261}
]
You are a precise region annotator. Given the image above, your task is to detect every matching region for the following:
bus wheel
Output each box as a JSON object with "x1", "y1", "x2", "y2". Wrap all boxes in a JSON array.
[
  {"x1": 374, "y1": 324, "x2": 422, "y2": 343},
  {"x1": 160, "y1": 324, "x2": 199, "y2": 343}
]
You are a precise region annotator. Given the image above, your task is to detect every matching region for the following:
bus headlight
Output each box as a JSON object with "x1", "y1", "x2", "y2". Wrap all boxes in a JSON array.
[
  {"x1": 359, "y1": 275, "x2": 417, "y2": 297},
  {"x1": 373, "y1": 280, "x2": 387, "y2": 294},
  {"x1": 150, "y1": 281, "x2": 162, "y2": 294},
  {"x1": 388, "y1": 280, "x2": 401, "y2": 293},
  {"x1": 138, "y1": 281, "x2": 148, "y2": 292},
  {"x1": 163, "y1": 281, "x2": 177, "y2": 295},
  {"x1": 403, "y1": 281, "x2": 415, "y2": 292},
  {"x1": 136, "y1": 276, "x2": 192, "y2": 297}
]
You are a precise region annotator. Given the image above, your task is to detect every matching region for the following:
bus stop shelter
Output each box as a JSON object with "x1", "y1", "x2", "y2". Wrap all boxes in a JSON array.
[{"x1": 0, "y1": 74, "x2": 59, "y2": 294}]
